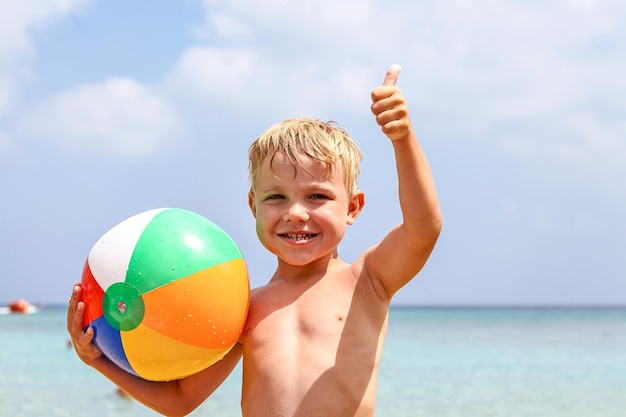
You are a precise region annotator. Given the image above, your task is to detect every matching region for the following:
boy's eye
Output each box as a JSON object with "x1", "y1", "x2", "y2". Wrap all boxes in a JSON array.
[
  {"x1": 310, "y1": 194, "x2": 328, "y2": 200},
  {"x1": 265, "y1": 194, "x2": 285, "y2": 200}
]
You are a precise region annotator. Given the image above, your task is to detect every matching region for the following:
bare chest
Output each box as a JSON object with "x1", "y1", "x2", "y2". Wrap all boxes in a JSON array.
[{"x1": 245, "y1": 278, "x2": 355, "y2": 350}]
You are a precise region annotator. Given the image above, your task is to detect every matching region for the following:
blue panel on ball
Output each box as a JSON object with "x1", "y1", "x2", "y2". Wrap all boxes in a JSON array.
[{"x1": 90, "y1": 315, "x2": 137, "y2": 376}]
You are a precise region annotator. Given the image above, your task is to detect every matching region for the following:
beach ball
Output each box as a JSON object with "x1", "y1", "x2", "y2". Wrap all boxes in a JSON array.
[{"x1": 80, "y1": 208, "x2": 249, "y2": 381}]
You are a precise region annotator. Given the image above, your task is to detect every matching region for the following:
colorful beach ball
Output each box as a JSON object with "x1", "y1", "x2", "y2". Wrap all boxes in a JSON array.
[{"x1": 80, "y1": 208, "x2": 249, "y2": 381}]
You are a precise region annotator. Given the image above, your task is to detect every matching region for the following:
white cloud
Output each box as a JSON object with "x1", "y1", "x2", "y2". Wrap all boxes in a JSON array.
[
  {"x1": 191, "y1": 11, "x2": 252, "y2": 40},
  {"x1": 17, "y1": 78, "x2": 187, "y2": 158},
  {"x1": 163, "y1": 46, "x2": 266, "y2": 100},
  {"x1": 189, "y1": 1, "x2": 624, "y2": 124},
  {"x1": 407, "y1": 1, "x2": 622, "y2": 119},
  {"x1": 400, "y1": 1, "x2": 626, "y2": 206},
  {"x1": 0, "y1": 0, "x2": 91, "y2": 115},
  {"x1": 163, "y1": 46, "x2": 376, "y2": 119}
]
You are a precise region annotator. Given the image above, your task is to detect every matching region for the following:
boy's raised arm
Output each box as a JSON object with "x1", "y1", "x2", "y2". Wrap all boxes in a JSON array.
[
  {"x1": 364, "y1": 65, "x2": 442, "y2": 299},
  {"x1": 67, "y1": 283, "x2": 241, "y2": 417}
]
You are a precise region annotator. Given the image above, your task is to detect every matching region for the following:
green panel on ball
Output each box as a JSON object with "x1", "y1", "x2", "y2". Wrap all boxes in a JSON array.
[
  {"x1": 102, "y1": 282, "x2": 145, "y2": 331},
  {"x1": 126, "y1": 208, "x2": 243, "y2": 294}
]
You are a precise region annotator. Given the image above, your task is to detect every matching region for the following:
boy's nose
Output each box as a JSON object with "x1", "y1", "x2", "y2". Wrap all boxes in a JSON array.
[{"x1": 283, "y1": 202, "x2": 310, "y2": 222}]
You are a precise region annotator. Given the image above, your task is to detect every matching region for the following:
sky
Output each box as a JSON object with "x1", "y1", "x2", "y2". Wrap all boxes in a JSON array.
[{"x1": 1, "y1": 0, "x2": 624, "y2": 307}]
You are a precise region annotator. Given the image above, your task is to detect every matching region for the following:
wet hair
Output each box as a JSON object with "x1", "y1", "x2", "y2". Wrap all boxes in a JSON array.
[{"x1": 248, "y1": 118, "x2": 362, "y2": 195}]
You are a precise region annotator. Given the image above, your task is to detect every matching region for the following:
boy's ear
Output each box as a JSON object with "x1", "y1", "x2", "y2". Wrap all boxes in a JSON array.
[
  {"x1": 347, "y1": 190, "x2": 365, "y2": 225},
  {"x1": 248, "y1": 191, "x2": 257, "y2": 218}
]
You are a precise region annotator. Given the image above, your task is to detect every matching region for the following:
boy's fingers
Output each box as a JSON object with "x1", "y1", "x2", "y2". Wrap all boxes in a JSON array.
[
  {"x1": 382, "y1": 64, "x2": 402, "y2": 87},
  {"x1": 79, "y1": 326, "x2": 94, "y2": 345},
  {"x1": 67, "y1": 285, "x2": 79, "y2": 312},
  {"x1": 68, "y1": 299, "x2": 84, "y2": 332},
  {"x1": 70, "y1": 284, "x2": 80, "y2": 300}
]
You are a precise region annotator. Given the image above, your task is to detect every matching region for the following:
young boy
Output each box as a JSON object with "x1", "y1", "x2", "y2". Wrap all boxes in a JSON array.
[{"x1": 67, "y1": 64, "x2": 442, "y2": 417}]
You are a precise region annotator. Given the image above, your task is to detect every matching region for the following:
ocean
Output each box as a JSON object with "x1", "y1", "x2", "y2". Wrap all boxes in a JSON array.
[{"x1": 1, "y1": 306, "x2": 625, "y2": 416}]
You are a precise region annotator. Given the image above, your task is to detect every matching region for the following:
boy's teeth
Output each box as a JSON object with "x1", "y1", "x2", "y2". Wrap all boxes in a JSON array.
[{"x1": 285, "y1": 233, "x2": 312, "y2": 240}]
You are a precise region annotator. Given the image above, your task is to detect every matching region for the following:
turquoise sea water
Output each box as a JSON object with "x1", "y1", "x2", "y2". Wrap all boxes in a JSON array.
[{"x1": 1, "y1": 306, "x2": 625, "y2": 416}]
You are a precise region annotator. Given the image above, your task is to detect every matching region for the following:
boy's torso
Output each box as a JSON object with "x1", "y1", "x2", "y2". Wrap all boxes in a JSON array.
[{"x1": 239, "y1": 259, "x2": 389, "y2": 417}]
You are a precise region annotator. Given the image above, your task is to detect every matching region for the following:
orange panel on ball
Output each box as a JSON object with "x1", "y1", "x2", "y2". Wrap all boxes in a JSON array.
[
  {"x1": 140, "y1": 258, "x2": 249, "y2": 349},
  {"x1": 122, "y1": 323, "x2": 233, "y2": 381}
]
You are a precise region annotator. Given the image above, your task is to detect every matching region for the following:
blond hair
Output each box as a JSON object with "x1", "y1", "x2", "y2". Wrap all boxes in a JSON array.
[{"x1": 248, "y1": 118, "x2": 362, "y2": 196}]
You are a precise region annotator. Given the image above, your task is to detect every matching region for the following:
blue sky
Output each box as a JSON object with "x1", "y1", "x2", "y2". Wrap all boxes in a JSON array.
[{"x1": 1, "y1": 0, "x2": 624, "y2": 306}]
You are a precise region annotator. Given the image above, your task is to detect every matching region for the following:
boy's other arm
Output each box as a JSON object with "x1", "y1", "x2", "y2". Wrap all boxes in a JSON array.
[
  {"x1": 365, "y1": 65, "x2": 442, "y2": 299},
  {"x1": 67, "y1": 284, "x2": 242, "y2": 417}
]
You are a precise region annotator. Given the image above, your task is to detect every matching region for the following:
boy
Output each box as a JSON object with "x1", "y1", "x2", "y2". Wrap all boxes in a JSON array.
[{"x1": 67, "y1": 64, "x2": 442, "y2": 416}]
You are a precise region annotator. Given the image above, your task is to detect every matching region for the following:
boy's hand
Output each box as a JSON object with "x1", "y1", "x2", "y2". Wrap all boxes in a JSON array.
[
  {"x1": 67, "y1": 283, "x2": 102, "y2": 365},
  {"x1": 371, "y1": 64, "x2": 412, "y2": 141}
]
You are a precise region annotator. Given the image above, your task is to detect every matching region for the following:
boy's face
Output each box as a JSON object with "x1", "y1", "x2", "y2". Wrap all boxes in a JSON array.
[{"x1": 248, "y1": 151, "x2": 364, "y2": 267}]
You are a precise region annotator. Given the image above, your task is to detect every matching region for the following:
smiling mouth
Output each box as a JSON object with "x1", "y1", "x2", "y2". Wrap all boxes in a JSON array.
[{"x1": 280, "y1": 233, "x2": 317, "y2": 241}]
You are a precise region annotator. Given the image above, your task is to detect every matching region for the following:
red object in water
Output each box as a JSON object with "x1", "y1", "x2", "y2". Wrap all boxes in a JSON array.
[{"x1": 8, "y1": 299, "x2": 31, "y2": 314}]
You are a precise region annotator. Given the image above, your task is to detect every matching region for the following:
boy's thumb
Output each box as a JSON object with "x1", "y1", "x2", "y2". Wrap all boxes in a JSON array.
[{"x1": 382, "y1": 64, "x2": 402, "y2": 86}]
